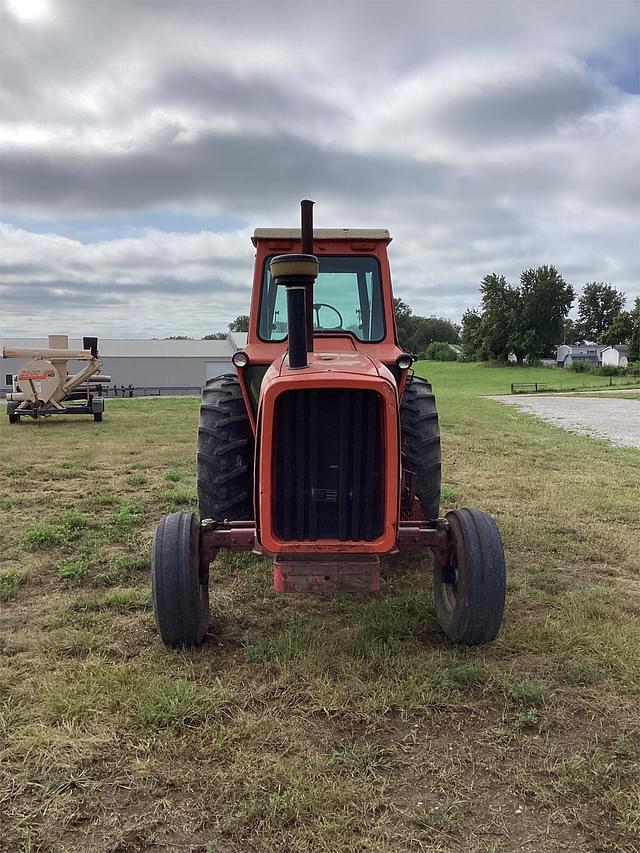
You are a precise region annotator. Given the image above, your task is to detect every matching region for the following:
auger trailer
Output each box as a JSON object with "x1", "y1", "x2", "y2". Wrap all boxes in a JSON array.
[
  {"x1": 152, "y1": 201, "x2": 506, "y2": 647},
  {"x1": 4, "y1": 335, "x2": 109, "y2": 423}
]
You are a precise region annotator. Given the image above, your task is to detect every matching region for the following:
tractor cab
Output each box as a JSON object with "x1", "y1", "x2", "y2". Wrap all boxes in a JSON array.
[{"x1": 237, "y1": 226, "x2": 408, "y2": 424}]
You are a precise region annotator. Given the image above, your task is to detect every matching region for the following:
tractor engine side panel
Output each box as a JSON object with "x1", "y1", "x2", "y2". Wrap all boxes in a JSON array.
[{"x1": 256, "y1": 371, "x2": 400, "y2": 554}]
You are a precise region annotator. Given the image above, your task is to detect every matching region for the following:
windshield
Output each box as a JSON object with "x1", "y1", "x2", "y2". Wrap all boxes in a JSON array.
[{"x1": 259, "y1": 255, "x2": 385, "y2": 342}]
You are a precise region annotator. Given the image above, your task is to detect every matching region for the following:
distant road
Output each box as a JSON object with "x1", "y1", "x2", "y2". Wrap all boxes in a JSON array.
[{"x1": 490, "y1": 395, "x2": 640, "y2": 448}]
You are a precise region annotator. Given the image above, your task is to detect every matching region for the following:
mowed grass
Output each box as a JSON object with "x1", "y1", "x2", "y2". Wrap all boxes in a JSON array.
[{"x1": 0, "y1": 366, "x2": 638, "y2": 853}]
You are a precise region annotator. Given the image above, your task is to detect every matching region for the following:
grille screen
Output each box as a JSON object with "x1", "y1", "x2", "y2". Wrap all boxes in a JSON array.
[{"x1": 274, "y1": 388, "x2": 383, "y2": 541}]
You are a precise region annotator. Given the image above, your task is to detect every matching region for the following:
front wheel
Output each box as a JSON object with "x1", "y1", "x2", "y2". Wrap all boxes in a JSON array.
[
  {"x1": 152, "y1": 511, "x2": 209, "y2": 647},
  {"x1": 433, "y1": 508, "x2": 506, "y2": 645}
]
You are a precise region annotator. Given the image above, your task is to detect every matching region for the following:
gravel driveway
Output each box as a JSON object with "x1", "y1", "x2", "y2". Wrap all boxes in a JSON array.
[{"x1": 490, "y1": 395, "x2": 640, "y2": 448}]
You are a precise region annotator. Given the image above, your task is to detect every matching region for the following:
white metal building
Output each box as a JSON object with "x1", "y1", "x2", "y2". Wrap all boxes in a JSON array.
[
  {"x1": 0, "y1": 333, "x2": 246, "y2": 396},
  {"x1": 601, "y1": 346, "x2": 629, "y2": 368}
]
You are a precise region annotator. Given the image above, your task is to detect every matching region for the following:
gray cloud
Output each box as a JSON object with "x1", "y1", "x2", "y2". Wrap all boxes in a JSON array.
[{"x1": 0, "y1": 0, "x2": 638, "y2": 336}]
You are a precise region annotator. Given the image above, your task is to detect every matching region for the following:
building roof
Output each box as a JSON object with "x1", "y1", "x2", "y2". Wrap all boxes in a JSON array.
[
  {"x1": 252, "y1": 228, "x2": 392, "y2": 245},
  {"x1": 0, "y1": 337, "x2": 241, "y2": 359}
]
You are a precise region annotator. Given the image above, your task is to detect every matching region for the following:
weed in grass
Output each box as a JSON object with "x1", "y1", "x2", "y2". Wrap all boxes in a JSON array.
[
  {"x1": 412, "y1": 802, "x2": 464, "y2": 837},
  {"x1": 110, "y1": 502, "x2": 143, "y2": 531},
  {"x1": 69, "y1": 588, "x2": 151, "y2": 613},
  {"x1": 112, "y1": 549, "x2": 149, "y2": 572},
  {"x1": 126, "y1": 473, "x2": 147, "y2": 486},
  {"x1": 59, "y1": 512, "x2": 85, "y2": 534},
  {"x1": 165, "y1": 467, "x2": 183, "y2": 482},
  {"x1": 23, "y1": 510, "x2": 85, "y2": 549},
  {"x1": 131, "y1": 677, "x2": 234, "y2": 731},
  {"x1": 0, "y1": 496, "x2": 20, "y2": 510},
  {"x1": 510, "y1": 678, "x2": 545, "y2": 704},
  {"x1": 0, "y1": 568, "x2": 27, "y2": 602},
  {"x1": 514, "y1": 707, "x2": 540, "y2": 730},
  {"x1": 563, "y1": 660, "x2": 596, "y2": 686},
  {"x1": 23, "y1": 522, "x2": 66, "y2": 549},
  {"x1": 451, "y1": 662, "x2": 482, "y2": 685},
  {"x1": 57, "y1": 559, "x2": 88, "y2": 581},
  {"x1": 93, "y1": 569, "x2": 122, "y2": 586},
  {"x1": 49, "y1": 467, "x2": 84, "y2": 480},
  {"x1": 85, "y1": 492, "x2": 118, "y2": 508},
  {"x1": 327, "y1": 741, "x2": 396, "y2": 776},
  {"x1": 440, "y1": 484, "x2": 458, "y2": 501},
  {"x1": 161, "y1": 488, "x2": 196, "y2": 511},
  {"x1": 5, "y1": 466, "x2": 28, "y2": 478}
]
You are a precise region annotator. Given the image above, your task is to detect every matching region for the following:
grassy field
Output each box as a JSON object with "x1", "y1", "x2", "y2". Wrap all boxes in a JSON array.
[{"x1": 1, "y1": 362, "x2": 639, "y2": 853}]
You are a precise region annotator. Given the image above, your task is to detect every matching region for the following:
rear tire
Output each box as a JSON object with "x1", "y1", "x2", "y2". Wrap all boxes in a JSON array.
[
  {"x1": 152, "y1": 511, "x2": 209, "y2": 647},
  {"x1": 197, "y1": 374, "x2": 254, "y2": 521},
  {"x1": 433, "y1": 508, "x2": 506, "y2": 645},
  {"x1": 8, "y1": 404, "x2": 20, "y2": 424},
  {"x1": 93, "y1": 412, "x2": 103, "y2": 422},
  {"x1": 400, "y1": 377, "x2": 441, "y2": 520}
]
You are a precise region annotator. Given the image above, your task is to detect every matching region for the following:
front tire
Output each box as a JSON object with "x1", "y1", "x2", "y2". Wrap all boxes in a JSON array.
[
  {"x1": 152, "y1": 511, "x2": 209, "y2": 647},
  {"x1": 197, "y1": 374, "x2": 254, "y2": 521},
  {"x1": 433, "y1": 508, "x2": 506, "y2": 645},
  {"x1": 400, "y1": 377, "x2": 441, "y2": 520}
]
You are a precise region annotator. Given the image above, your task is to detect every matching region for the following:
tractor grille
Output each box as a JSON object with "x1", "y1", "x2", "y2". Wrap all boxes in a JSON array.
[{"x1": 273, "y1": 388, "x2": 383, "y2": 542}]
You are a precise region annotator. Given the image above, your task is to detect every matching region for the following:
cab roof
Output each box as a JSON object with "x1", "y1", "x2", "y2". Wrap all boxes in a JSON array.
[{"x1": 252, "y1": 228, "x2": 392, "y2": 246}]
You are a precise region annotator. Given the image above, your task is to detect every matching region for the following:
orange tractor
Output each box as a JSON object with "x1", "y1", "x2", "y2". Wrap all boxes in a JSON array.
[{"x1": 152, "y1": 201, "x2": 506, "y2": 647}]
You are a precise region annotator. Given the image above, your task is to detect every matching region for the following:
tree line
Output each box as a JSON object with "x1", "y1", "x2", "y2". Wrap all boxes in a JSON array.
[{"x1": 460, "y1": 268, "x2": 638, "y2": 363}]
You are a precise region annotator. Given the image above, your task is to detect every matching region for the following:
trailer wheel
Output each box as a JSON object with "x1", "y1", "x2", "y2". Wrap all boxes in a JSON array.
[
  {"x1": 197, "y1": 374, "x2": 254, "y2": 521},
  {"x1": 152, "y1": 511, "x2": 209, "y2": 647},
  {"x1": 93, "y1": 412, "x2": 103, "y2": 422},
  {"x1": 400, "y1": 377, "x2": 441, "y2": 520},
  {"x1": 8, "y1": 404, "x2": 20, "y2": 424},
  {"x1": 433, "y1": 508, "x2": 506, "y2": 646}
]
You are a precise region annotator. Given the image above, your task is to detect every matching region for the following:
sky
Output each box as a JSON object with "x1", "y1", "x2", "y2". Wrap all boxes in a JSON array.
[{"x1": 1, "y1": 0, "x2": 639, "y2": 339}]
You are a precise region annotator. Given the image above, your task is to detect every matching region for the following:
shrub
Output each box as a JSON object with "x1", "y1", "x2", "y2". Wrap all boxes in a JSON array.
[
  {"x1": 597, "y1": 364, "x2": 625, "y2": 377},
  {"x1": 569, "y1": 359, "x2": 593, "y2": 373},
  {"x1": 424, "y1": 341, "x2": 458, "y2": 361}
]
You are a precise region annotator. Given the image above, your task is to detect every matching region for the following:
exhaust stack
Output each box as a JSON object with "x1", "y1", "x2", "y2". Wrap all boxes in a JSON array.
[{"x1": 269, "y1": 199, "x2": 319, "y2": 370}]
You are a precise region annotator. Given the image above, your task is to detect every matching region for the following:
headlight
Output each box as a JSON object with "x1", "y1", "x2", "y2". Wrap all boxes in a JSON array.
[
  {"x1": 397, "y1": 354, "x2": 413, "y2": 370},
  {"x1": 232, "y1": 351, "x2": 249, "y2": 368}
]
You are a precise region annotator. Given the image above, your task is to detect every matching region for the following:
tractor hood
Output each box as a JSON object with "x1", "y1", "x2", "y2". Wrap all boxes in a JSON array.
[
  {"x1": 275, "y1": 350, "x2": 397, "y2": 383},
  {"x1": 254, "y1": 350, "x2": 401, "y2": 555}
]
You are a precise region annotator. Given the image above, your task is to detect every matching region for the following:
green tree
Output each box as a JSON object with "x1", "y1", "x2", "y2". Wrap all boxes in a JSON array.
[
  {"x1": 408, "y1": 317, "x2": 460, "y2": 353},
  {"x1": 202, "y1": 332, "x2": 228, "y2": 340},
  {"x1": 393, "y1": 298, "x2": 415, "y2": 349},
  {"x1": 393, "y1": 298, "x2": 460, "y2": 352},
  {"x1": 599, "y1": 296, "x2": 640, "y2": 359},
  {"x1": 576, "y1": 283, "x2": 626, "y2": 339},
  {"x1": 228, "y1": 315, "x2": 250, "y2": 333},
  {"x1": 479, "y1": 273, "x2": 519, "y2": 362},
  {"x1": 460, "y1": 309, "x2": 485, "y2": 361},
  {"x1": 562, "y1": 317, "x2": 578, "y2": 344},
  {"x1": 515, "y1": 266, "x2": 574, "y2": 360},
  {"x1": 424, "y1": 341, "x2": 458, "y2": 361}
]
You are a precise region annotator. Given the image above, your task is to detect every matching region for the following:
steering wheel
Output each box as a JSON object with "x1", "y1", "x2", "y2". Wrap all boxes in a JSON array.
[{"x1": 313, "y1": 302, "x2": 343, "y2": 330}]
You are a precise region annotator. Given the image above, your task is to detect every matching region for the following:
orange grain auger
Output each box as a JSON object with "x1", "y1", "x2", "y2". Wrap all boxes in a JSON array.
[{"x1": 152, "y1": 201, "x2": 506, "y2": 647}]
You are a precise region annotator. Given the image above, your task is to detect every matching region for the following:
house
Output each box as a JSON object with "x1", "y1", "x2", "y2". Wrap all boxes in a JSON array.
[
  {"x1": 556, "y1": 342, "x2": 607, "y2": 368},
  {"x1": 0, "y1": 333, "x2": 247, "y2": 397},
  {"x1": 601, "y1": 345, "x2": 629, "y2": 368}
]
